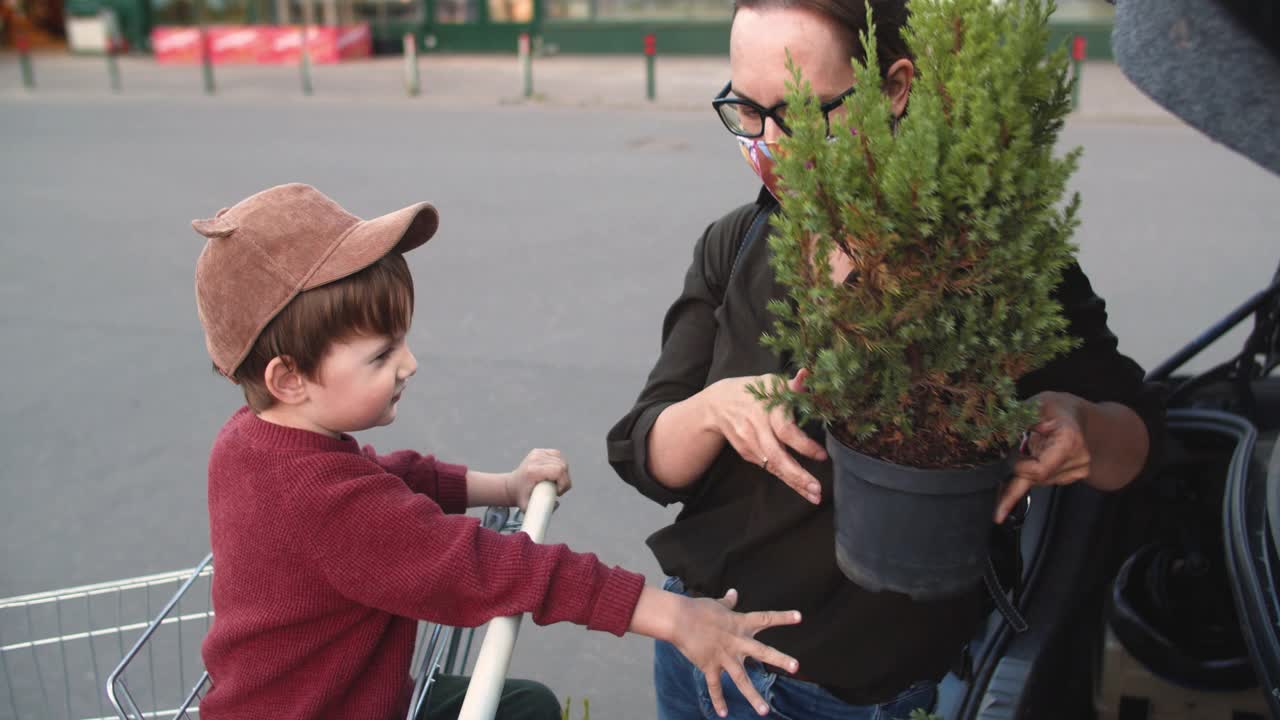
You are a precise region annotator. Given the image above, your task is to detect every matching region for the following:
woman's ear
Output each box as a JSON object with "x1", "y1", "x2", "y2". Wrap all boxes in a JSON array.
[
  {"x1": 885, "y1": 58, "x2": 915, "y2": 119},
  {"x1": 264, "y1": 356, "x2": 308, "y2": 406}
]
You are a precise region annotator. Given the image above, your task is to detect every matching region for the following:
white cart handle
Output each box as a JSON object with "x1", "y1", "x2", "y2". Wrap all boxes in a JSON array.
[{"x1": 456, "y1": 481, "x2": 559, "y2": 720}]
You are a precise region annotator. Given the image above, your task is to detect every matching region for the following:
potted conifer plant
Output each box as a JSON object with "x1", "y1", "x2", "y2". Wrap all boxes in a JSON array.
[{"x1": 757, "y1": 0, "x2": 1081, "y2": 599}]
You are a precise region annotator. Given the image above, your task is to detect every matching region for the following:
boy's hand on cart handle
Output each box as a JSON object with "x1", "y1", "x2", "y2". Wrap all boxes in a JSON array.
[
  {"x1": 506, "y1": 448, "x2": 571, "y2": 511},
  {"x1": 630, "y1": 585, "x2": 801, "y2": 718}
]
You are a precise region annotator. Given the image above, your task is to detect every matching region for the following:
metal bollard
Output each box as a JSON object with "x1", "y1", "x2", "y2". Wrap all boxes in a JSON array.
[
  {"x1": 106, "y1": 37, "x2": 122, "y2": 93},
  {"x1": 403, "y1": 32, "x2": 420, "y2": 97},
  {"x1": 1071, "y1": 35, "x2": 1086, "y2": 111},
  {"x1": 17, "y1": 33, "x2": 34, "y2": 90},
  {"x1": 644, "y1": 32, "x2": 656, "y2": 102},
  {"x1": 199, "y1": 26, "x2": 216, "y2": 95},
  {"x1": 300, "y1": 33, "x2": 314, "y2": 96},
  {"x1": 518, "y1": 32, "x2": 532, "y2": 99},
  {"x1": 299, "y1": 0, "x2": 316, "y2": 97}
]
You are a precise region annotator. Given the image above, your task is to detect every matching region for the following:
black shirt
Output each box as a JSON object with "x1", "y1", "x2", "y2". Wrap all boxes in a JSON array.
[{"x1": 607, "y1": 189, "x2": 1164, "y2": 704}]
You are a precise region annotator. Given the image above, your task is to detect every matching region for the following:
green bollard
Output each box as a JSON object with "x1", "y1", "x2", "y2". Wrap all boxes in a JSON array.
[
  {"x1": 1071, "y1": 35, "x2": 1085, "y2": 111},
  {"x1": 17, "y1": 34, "x2": 34, "y2": 90},
  {"x1": 644, "y1": 33, "x2": 656, "y2": 102}
]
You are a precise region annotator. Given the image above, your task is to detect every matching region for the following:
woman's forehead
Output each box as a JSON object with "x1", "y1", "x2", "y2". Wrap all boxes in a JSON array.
[{"x1": 729, "y1": 6, "x2": 855, "y2": 101}]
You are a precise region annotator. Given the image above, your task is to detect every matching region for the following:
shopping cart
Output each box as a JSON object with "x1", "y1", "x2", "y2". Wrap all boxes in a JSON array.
[{"x1": 0, "y1": 482, "x2": 558, "y2": 720}]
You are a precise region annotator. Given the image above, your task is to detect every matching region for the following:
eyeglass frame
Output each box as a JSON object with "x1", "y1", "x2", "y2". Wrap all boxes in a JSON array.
[{"x1": 712, "y1": 81, "x2": 856, "y2": 138}]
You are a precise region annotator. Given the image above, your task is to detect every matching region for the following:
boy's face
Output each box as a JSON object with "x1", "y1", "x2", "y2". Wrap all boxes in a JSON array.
[{"x1": 300, "y1": 332, "x2": 418, "y2": 435}]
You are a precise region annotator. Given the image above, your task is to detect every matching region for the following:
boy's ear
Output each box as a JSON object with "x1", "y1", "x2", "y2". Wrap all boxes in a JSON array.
[{"x1": 264, "y1": 356, "x2": 308, "y2": 405}]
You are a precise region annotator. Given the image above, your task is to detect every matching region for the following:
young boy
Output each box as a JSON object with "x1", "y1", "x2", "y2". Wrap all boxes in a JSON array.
[{"x1": 192, "y1": 183, "x2": 801, "y2": 720}]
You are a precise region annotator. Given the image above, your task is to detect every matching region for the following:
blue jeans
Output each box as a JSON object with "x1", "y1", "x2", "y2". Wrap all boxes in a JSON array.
[{"x1": 654, "y1": 578, "x2": 936, "y2": 720}]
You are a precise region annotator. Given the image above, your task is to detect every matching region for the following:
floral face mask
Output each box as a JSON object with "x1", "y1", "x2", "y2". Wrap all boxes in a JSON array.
[{"x1": 737, "y1": 137, "x2": 783, "y2": 199}]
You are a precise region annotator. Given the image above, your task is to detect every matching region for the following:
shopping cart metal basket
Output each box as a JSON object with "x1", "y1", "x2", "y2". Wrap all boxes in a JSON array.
[{"x1": 1, "y1": 483, "x2": 556, "y2": 720}]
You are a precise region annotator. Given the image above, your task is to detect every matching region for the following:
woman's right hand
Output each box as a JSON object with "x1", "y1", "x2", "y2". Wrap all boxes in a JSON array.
[{"x1": 704, "y1": 369, "x2": 827, "y2": 504}]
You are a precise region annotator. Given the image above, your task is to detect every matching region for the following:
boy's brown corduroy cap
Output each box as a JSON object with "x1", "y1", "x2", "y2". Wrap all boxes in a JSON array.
[{"x1": 193, "y1": 183, "x2": 438, "y2": 379}]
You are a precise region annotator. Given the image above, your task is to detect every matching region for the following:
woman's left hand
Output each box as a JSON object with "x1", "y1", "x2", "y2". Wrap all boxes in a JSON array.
[{"x1": 995, "y1": 392, "x2": 1092, "y2": 523}]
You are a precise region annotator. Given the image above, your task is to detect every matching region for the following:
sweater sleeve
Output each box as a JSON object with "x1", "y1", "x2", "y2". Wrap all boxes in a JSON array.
[
  {"x1": 1016, "y1": 264, "x2": 1166, "y2": 480},
  {"x1": 361, "y1": 446, "x2": 468, "y2": 514},
  {"x1": 605, "y1": 203, "x2": 759, "y2": 506},
  {"x1": 283, "y1": 454, "x2": 645, "y2": 635}
]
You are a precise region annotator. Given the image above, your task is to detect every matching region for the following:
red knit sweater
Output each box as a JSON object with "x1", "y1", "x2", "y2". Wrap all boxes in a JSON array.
[{"x1": 199, "y1": 408, "x2": 646, "y2": 720}]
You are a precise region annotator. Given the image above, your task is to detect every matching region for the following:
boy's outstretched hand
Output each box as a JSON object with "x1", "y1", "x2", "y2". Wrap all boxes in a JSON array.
[
  {"x1": 630, "y1": 586, "x2": 802, "y2": 718},
  {"x1": 506, "y1": 448, "x2": 572, "y2": 511}
]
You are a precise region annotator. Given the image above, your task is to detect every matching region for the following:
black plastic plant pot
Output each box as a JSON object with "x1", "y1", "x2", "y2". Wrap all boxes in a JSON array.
[{"x1": 828, "y1": 433, "x2": 1010, "y2": 600}]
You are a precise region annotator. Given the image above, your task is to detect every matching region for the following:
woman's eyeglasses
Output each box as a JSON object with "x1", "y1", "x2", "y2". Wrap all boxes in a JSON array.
[{"x1": 712, "y1": 81, "x2": 855, "y2": 138}]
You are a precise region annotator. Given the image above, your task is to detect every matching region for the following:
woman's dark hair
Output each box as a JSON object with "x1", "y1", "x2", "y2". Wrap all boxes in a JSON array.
[{"x1": 733, "y1": 0, "x2": 912, "y2": 78}]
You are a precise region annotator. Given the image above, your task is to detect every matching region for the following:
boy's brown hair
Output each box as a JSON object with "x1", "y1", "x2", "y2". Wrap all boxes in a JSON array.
[{"x1": 228, "y1": 253, "x2": 415, "y2": 411}]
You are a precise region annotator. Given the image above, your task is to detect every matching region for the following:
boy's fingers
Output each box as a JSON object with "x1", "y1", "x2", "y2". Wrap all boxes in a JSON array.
[
  {"x1": 742, "y1": 639, "x2": 799, "y2": 675},
  {"x1": 535, "y1": 461, "x2": 566, "y2": 477},
  {"x1": 748, "y1": 609, "x2": 803, "y2": 632},
  {"x1": 722, "y1": 664, "x2": 770, "y2": 716},
  {"x1": 537, "y1": 462, "x2": 567, "y2": 479},
  {"x1": 704, "y1": 674, "x2": 728, "y2": 718},
  {"x1": 717, "y1": 588, "x2": 739, "y2": 611}
]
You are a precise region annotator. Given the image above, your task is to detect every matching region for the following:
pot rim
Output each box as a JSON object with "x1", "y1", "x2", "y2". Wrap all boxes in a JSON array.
[{"x1": 826, "y1": 433, "x2": 1012, "y2": 495}]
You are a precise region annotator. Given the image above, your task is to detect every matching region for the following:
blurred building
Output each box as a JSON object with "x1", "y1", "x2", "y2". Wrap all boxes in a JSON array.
[{"x1": 48, "y1": 0, "x2": 1117, "y2": 58}]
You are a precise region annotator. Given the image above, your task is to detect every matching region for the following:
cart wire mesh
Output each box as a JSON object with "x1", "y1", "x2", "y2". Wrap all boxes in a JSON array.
[
  {"x1": 0, "y1": 558, "x2": 214, "y2": 720},
  {"x1": 0, "y1": 505, "x2": 521, "y2": 720}
]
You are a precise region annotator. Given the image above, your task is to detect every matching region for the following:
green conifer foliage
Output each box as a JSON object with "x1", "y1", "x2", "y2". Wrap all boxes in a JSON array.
[{"x1": 758, "y1": 0, "x2": 1081, "y2": 467}]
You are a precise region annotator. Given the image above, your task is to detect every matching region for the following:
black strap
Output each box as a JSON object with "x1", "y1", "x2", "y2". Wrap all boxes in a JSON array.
[
  {"x1": 727, "y1": 206, "x2": 773, "y2": 288},
  {"x1": 984, "y1": 557, "x2": 1030, "y2": 633},
  {"x1": 985, "y1": 496, "x2": 1031, "y2": 633}
]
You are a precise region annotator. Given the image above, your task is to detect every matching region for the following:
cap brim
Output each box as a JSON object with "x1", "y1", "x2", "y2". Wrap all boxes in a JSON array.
[{"x1": 305, "y1": 201, "x2": 439, "y2": 290}]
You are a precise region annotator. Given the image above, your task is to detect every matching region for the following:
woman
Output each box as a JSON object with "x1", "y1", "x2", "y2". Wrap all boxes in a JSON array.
[{"x1": 607, "y1": 1, "x2": 1164, "y2": 718}]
